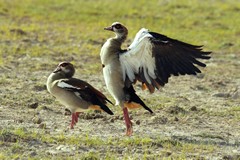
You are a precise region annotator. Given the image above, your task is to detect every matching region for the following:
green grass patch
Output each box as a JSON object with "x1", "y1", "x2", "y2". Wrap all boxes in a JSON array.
[
  {"x1": 1, "y1": 0, "x2": 240, "y2": 60},
  {"x1": 0, "y1": 127, "x2": 219, "y2": 159},
  {"x1": 205, "y1": 106, "x2": 240, "y2": 121}
]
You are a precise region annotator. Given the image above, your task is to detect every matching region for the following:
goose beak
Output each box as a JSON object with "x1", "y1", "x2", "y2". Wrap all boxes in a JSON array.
[
  {"x1": 53, "y1": 66, "x2": 61, "y2": 73},
  {"x1": 104, "y1": 26, "x2": 113, "y2": 31}
]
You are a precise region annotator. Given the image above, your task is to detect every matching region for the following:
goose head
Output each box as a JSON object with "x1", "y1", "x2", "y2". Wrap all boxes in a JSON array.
[
  {"x1": 104, "y1": 22, "x2": 128, "y2": 41},
  {"x1": 53, "y1": 62, "x2": 75, "y2": 78}
]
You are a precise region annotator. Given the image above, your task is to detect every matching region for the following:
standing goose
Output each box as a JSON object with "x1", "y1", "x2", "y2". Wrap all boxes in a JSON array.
[
  {"x1": 47, "y1": 62, "x2": 113, "y2": 129},
  {"x1": 100, "y1": 22, "x2": 211, "y2": 136}
]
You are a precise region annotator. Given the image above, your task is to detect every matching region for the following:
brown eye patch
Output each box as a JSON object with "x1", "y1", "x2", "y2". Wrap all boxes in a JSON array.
[
  {"x1": 114, "y1": 24, "x2": 122, "y2": 29},
  {"x1": 60, "y1": 62, "x2": 69, "y2": 67}
]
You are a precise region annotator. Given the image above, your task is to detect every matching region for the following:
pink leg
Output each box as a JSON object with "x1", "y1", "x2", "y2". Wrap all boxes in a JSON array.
[
  {"x1": 70, "y1": 113, "x2": 76, "y2": 129},
  {"x1": 74, "y1": 112, "x2": 80, "y2": 123},
  {"x1": 70, "y1": 112, "x2": 80, "y2": 129},
  {"x1": 123, "y1": 107, "x2": 133, "y2": 136}
]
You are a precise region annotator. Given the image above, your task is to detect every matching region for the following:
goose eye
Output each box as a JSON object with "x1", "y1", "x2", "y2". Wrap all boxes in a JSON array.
[
  {"x1": 60, "y1": 62, "x2": 68, "y2": 67},
  {"x1": 114, "y1": 24, "x2": 122, "y2": 29}
]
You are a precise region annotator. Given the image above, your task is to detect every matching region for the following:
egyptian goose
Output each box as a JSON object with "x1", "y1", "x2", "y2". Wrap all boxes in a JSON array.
[
  {"x1": 100, "y1": 22, "x2": 211, "y2": 136},
  {"x1": 47, "y1": 62, "x2": 114, "y2": 129}
]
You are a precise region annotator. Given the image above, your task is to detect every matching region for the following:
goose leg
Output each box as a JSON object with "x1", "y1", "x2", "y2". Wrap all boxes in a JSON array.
[
  {"x1": 70, "y1": 112, "x2": 81, "y2": 129},
  {"x1": 75, "y1": 112, "x2": 80, "y2": 123},
  {"x1": 123, "y1": 107, "x2": 133, "y2": 136}
]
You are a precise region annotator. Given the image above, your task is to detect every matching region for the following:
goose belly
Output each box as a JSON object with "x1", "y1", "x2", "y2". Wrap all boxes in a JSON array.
[
  {"x1": 53, "y1": 87, "x2": 91, "y2": 112},
  {"x1": 103, "y1": 63, "x2": 125, "y2": 105}
]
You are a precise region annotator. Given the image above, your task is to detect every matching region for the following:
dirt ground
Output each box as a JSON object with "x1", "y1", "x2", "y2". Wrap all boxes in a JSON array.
[{"x1": 0, "y1": 47, "x2": 240, "y2": 159}]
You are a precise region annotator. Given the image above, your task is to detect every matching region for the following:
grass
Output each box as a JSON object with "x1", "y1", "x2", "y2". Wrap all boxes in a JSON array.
[
  {"x1": 0, "y1": 0, "x2": 239, "y2": 78},
  {"x1": 0, "y1": 0, "x2": 240, "y2": 159},
  {"x1": 0, "y1": 127, "x2": 218, "y2": 159},
  {"x1": 1, "y1": 0, "x2": 240, "y2": 59}
]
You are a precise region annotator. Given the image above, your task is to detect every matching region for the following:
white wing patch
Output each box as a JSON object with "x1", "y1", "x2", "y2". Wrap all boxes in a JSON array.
[
  {"x1": 58, "y1": 81, "x2": 83, "y2": 99},
  {"x1": 120, "y1": 28, "x2": 156, "y2": 84},
  {"x1": 57, "y1": 81, "x2": 79, "y2": 90},
  {"x1": 128, "y1": 28, "x2": 151, "y2": 49}
]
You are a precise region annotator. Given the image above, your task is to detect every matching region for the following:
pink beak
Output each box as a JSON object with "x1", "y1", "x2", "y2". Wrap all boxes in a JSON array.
[
  {"x1": 104, "y1": 26, "x2": 113, "y2": 31},
  {"x1": 53, "y1": 66, "x2": 61, "y2": 73}
]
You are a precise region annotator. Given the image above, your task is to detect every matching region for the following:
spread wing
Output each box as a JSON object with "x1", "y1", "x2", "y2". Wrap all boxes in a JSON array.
[
  {"x1": 57, "y1": 78, "x2": 114, "y2": 115},
  {"x1": 119, "y1": 28, "x2": 211, "y2": 93}
]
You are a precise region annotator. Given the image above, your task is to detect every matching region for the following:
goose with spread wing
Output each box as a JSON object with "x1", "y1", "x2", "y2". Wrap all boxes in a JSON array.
[
  {"x1": 100, "y1": 22, "x2": 211, "y2": 136},
  {"x1": 47, "y1": 62, "x2": 113, "y2": 129}
]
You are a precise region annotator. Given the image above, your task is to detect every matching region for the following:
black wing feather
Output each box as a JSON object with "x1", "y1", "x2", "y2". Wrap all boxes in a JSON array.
[
  {"x1": 60, "y1": 79, "x2": 114, "y2": 115},
  {"x1": 124, "y1": 85, "x2": 153, "y2": 113},
  {"x1": 148, "y1": 31, "x2": 211, "y2": 86}
]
